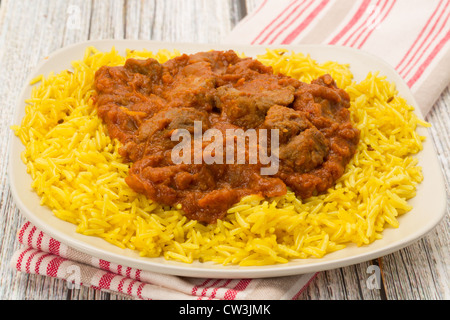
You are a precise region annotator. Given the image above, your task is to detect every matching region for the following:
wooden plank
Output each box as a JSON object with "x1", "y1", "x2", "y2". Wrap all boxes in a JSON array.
[
  {"x1": 298, "y1": 260, "x2": 385, "y2": 300},
  {"x1": 89, "y1": 0, "x2": 125, "y2": 40}
]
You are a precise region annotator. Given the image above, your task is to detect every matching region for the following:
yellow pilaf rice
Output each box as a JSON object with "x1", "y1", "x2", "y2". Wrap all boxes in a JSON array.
[{"x1": 12, "y1": 47, "x2": 430, "y2": 266}]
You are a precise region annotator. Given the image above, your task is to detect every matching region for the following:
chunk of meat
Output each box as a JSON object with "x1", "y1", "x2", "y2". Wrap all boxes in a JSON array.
[
  {"x1": 162, "y1": 59, "x2": 217, "y2": 111},
  {"x1": 119, "y1": 107, "x2": 210, "y2": 163},
  {"x1": 124, "y1": 58, "x2": 163, "y2": 82},
  {"x1": 279, "y1": 128, "x2": 329, "y2": 173},
  {"x1": 262, "y1": 105, "x2": 311, "y2": 143},
  {"x1": 215, "y1": 79, "x2": 295, "y2": 128},
  {"x1": 263, "y1": 105, "x2": 329, "y2": 174}
]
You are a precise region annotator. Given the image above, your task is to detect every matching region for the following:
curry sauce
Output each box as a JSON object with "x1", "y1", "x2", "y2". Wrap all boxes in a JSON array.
[{"x1": 94, "y1": 50, "x2": 359, "y2": 224}]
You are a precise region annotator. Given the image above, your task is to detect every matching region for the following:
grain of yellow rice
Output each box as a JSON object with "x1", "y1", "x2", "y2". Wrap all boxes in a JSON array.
[{"x1": 12, "y1": 47, "x2": 429, "y2": 266}]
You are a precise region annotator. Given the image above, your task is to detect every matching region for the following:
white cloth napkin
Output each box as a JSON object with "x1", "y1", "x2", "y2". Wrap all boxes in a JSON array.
[
  {"x1": 224, "y1": 0, "x2": 450, "y2": 115},
  {"x1": 11, "y1": 222, "x2": 317, "y2": 300}
]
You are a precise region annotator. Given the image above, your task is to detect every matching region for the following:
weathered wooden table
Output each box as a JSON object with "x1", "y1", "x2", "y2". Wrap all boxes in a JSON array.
[{"x1": 0, "y1": 0, "x2": 448, "y2": 300}]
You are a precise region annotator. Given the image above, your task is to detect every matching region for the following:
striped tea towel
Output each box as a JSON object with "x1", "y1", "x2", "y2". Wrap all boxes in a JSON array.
[
  {"x1": 11, "y1": 222, "x2": 317, "y2": 300},
  {"x1": 224, "y1": 0, "x2": 450, "y2": 115}
]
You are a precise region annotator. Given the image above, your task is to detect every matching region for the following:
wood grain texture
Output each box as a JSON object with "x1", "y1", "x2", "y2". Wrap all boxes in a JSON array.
[{"x1": 0, "y1": 0, "x2": 448, "y2": 300}]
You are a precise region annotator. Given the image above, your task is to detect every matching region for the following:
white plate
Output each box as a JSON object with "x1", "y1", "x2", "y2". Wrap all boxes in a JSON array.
[{"x1": 8, "y1": 40, "x2": 447, "y2": 279}]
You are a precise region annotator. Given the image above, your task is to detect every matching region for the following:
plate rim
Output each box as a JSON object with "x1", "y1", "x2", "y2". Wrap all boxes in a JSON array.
[{"x1": 8, "y1": 39, "x2": 447, "y2": 279}]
